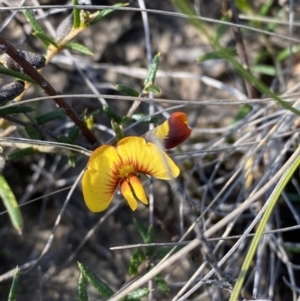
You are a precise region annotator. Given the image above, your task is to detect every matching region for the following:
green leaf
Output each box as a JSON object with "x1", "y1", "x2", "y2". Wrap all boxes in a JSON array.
[
  {"x1": 6, "y1": 147, "x2": 36, "y2": 161},
  {"x1": 36, "y1": 110, "x2": 66, "y2": 125},
  {"x1": 232, "y1": 104, "x2": 252, "y2": 124},
  {"x1": 154, "y1": 274, "x2": 170, "y2": 294},
  {"x1": 103, "y1": 106, "x2": 123, "y2": 124},
  {"x1": 78, "y1": 262, "x2": 114, "y2": 298},
  {"x1": 198, "y1": 48, "x2": 237, "y2": 62},
  {"x1": 0, "y1": 175, "x2": 23, "y2": 234},
  {"x1": 133, "y1": 219, "x2": 148, "y2": 243},
  {"x1": 22, "y1": 10, "x2": 46, "y2": 34},
  {"x1": 122, "y1": 114, "x2": 159, "y2": 126},
  {"x1": 68, "y1": 155, "x2": 77, "y2": 167},
  {"x1": 68, "y1": 126, "x2": 80, "y2": 142},
  {"x1": 122, "y1": 288, "x2": 150, "y2": 301},
  {"x1": 114, "y1": 84, "x2": 140, "y2": 97},
  {"x1": 90, "y1": 3, "x2": 129, "y2": 26},
  {"x1": 214, "y1": 15, "x2": 231, "y2": 42},
  {"x1": 111, "y1": 119, "x2": 124, "y2": 142},
  {"x1": 144, "y1": 53, "x2": 160, "y2": 88},
  {"x1": 0, "y1": 106, "x2": 34, "y2": 116},
  {"x1": 64, "y1": 43, "x2": 94, "y2": 55},
  {"x1": 131, "y1": 114, "x2": 158, "y2": 123},
  {"x1": 235, "y1": 0, "x2": 253, "y2": 15},
  {"x1": 277, "y1": 45, "x2": 300, "y2": 62},
  {"x1": 22, "y1": 10, "x2": 48, "y2": 47},
  {"x1": 128, "y1": 248, "x2": 146, "y2": 276},
  {"x1": 33, "y1": 32, "x2": 58, "y2": 48},
  {"x1": 251, "y1": 64, "x2": 277, "y2": 76},
  {"x1": 144, "y1": 84, "x2": 160, "y2": 94},
  {"x1": 78, "y1": 273, "x2": 89, "y2": 301},
  {"x1": 58, "y1": 134, "x2": 73, "y2": 144},
  {"x1": 25, "y1": 125, "x2": 42, "y2": 140},
  {"x1": 8, "y1": 267, "x2": 19, "y2": 301},
  {"x1": 0, "y1": 67, "x2": 36, "y2": 84},
  {"x1": 72, "y1": 0, "x2": 80, "y2": 29},
  {"x1": 145, "y1": 225, "x2": 155, "y2": 256},
  {"x1": 156, "y1": 246, "x2": 183, "y2": 259}
]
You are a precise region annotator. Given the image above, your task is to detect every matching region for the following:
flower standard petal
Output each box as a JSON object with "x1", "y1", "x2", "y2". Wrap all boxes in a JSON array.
[
  {"x1": 116, "y1": 136, "x2": 180, "y2": 180},
  {"x1": 82, "y1": 145, "x2": 121, "y2": 212}
]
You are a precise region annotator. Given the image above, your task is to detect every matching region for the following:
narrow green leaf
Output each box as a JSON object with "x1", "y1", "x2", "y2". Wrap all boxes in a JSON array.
[
  {"x1": 214, "y1": 15, "x2": 231, "y2": 42},
  {"x1": 277, "y1": 45, "x2": 300, "y2": 62},
  {"x1": 6, "y1": 147, "x2": 36, "y2": 161},
  {"x1": 0, "y1": 106, "x2": 34, "y2": 116},
  {"x1": 131, "y1": 114, "x2": 158, "y2": 123},
  {"x1": 122, "y1": 288, "x2": 150, "y2": 301},
  {"x1": 144, "y1": 84, "x2": 160, "y2": 94},
  {"x1": 78, "y1": 273, "x2": 89, "y2": 301},
  {"x1": 68, "y1": 126, "x2": 80, "y2": 142},
  {"x1": 156, "y1": 246, "x2": 183, "y2": 259},
  {"x1": 235, "y1": 0, "x2": 253, "y2": 15},
  {"x1": 90, "y1": 3, "x2": 129, "y2": 26},
  {"x1": 111, "y1": 120, "x2": 124, "y2": 142},
  {"x1": 144, "y1": 53, "x2": 160, "y2": 88},
  {"x1": 145, "y1": 225, "x2": 155, "y2": 256},
  {"x1": 33, "y1": 32, "x2": 58, "y2": 48},
  {"x1": 8, "y1": 267, "x2": 19, "y2": 301},
  {"x1": 58, "y1": 135, "x2": 73, "y2": 144},
  {"x1": 78, "y1": 262, "x2": 114, "y2": 298},
  {"x1": 0, "y1": 67, "x2": 37, "y2": 84},
  {"x1": 259, "y1": 0, "x2": 274, "y2": 17},
  {"x1": 128, "y1": 248, "x2": 146, "y2": 276},
  {"x1": 0, "y1": 175, "x2": 23, "y2": 234},
  {"x1": 65, "y1": 43, "x2": 94, "y2": 55},
  {"x1": 133, "y1": 219, "x2": 148, "y2": 243},
  {"x1": 198, "y1": 48, "x2": 237, "y2": 62},
  {"x1": 22, "y1": 10, "x2": 48, "y2": 48},
  {"x1": 232, "y1": 104, "x2": 252, "y2": 124},
  {"x1": 68, "y1": 155, "x2": 77, "y2": 167},
  {"x1": 22, "y1": 10, "x2": 46, "y2": 34},
  {"x1": 251, "y1": 64, "x2": 277, "y2": 76},
  {"x1": 36, "y1": 110, "x2": 66, "y2": 125},
  {"x1": 114, "y1": 84, "x2": 140, "y2": 97},
  {"x1": 154, "y1": 274, "x2": 170, "y2": 294},
  {"x1": 72, "y1": 0, "x2": 80, "y2": 29},
  {"x1": 122, "y1": 114, "x2": 159, "y2": 125},
  {"x1": 103, "y1": 106, "x2": 123, "y2": 124},
  {"x1": 25, "y1": 125, "x2": 42, "y2": 140}
]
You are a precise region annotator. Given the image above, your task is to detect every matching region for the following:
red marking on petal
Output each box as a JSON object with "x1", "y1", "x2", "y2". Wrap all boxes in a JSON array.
[{"x1": 164, "y1": 112, "x2": 191, "y2": 149}]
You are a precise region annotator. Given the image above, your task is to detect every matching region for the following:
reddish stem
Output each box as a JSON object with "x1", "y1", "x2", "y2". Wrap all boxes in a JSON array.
[{"x1": 0, "y1": 35, "x2": 98, "y2": 147}]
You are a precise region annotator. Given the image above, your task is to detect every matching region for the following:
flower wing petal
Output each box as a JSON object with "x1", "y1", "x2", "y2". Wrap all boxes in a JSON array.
[
  {"x1": 162, "y1": 112, "x2": 192, "y2": 149},
  {"x1": 116, "y1": 136, "x2": 180, "y2": 180},
  {"x1": 145, "y1": 112, "x2": 191, "y2": 149},
  {"x1": 82, "y1": 145, "x2": 121, "y2": 212}
]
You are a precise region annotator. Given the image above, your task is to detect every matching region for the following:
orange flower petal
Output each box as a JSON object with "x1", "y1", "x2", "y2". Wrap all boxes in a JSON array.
[
  {"x1": 116, "y1": 136, "x2": 180, "y2": 180},
  {"x1": 82, "y1": 145, "x2": 121, "y2": 212}
]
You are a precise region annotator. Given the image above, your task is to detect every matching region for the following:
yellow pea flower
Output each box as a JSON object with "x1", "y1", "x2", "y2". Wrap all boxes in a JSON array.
[
  {"x1": 82, "y1": 136, "x2": 179, "y2": 212},
  {"x1": 145, "y1": 112, "x2": 192, "y2": 149}
]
